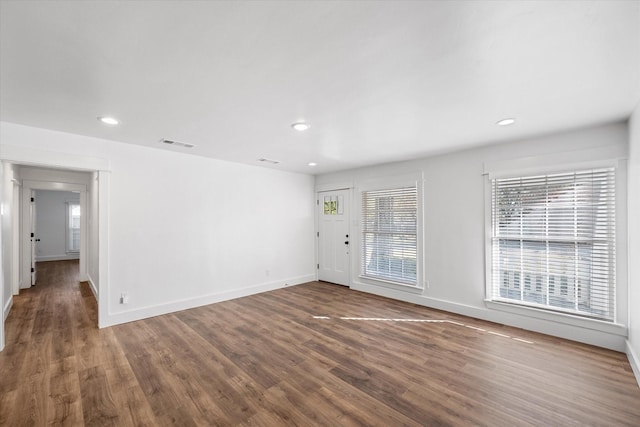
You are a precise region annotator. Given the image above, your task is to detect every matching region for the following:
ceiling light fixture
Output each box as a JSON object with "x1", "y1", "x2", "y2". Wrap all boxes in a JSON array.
[
  {"x1": 98, "y1": 116, "x2": 119, "y2": 125},
  {"x1": 291, "y1": 122, "x2": 310, "y2": 131},
  {"x1": 307, "y1": 162, "x2": 317, "y2": 167},
  {"x1": 496, "y1": 118, "x2": 516, "y2": 126}
]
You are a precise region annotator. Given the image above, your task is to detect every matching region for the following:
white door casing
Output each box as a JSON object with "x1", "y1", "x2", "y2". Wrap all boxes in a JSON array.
[
  {"x1": 30, "y1": 191, "x2": 37, "y2": 285},
  {"x1": 21, "y1": 181, "x2": 88, "y2": 289},
  {"x1": 318, "y1": 189, "x2": 350, "y2": 286},
  {"x1": 0, "y1": 143, "x2": 109, "y2": 336},
  {"x1": 12, "y1": 182, "x2": 20, "y2": 295}
]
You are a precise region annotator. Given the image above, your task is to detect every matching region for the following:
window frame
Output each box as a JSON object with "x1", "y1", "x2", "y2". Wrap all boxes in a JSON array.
[
  {"x1": 355, "y1": 173, "x2": 424, "y2": 291},
  {"x1": 483, "y1": 153, "x2": 628, "y2": 332},
  {"x1": 489, "y1": 168, "x2": 616, "y2": 321},
  {"x1": 66, "y1": 200, "x2": 81, "y2": 254}
]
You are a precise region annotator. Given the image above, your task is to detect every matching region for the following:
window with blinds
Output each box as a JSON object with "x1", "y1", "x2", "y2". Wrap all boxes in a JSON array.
[
  {"x1": 362, "y1": 186, "x2": 417, "y2": 285},
  {"x1": 490, "y1": 168, "x2": 616, "y2": 321}
]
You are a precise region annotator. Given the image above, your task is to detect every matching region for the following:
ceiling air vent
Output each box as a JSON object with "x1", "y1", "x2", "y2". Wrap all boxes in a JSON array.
[
  {"x1": 257, "y1": 158, "x2": 280, "y2": 164},
  {"x1": 160, "y1": 138, "x2": 195, "y2": 148}
]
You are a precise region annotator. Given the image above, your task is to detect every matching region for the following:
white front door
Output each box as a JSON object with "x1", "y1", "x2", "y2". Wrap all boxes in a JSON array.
[{"x1": 318, "y1": 189, "x2": 350, "y2": 286}]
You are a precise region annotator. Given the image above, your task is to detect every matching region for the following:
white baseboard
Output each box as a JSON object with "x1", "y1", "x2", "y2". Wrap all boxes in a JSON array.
[
  {"x1": 3, "y1": 295, "x2": 13, "y2": 321},
  {"x1": 350, "y1": 281, "x2": 627, "y2": 352},
  {"x1": 101, "y1": 274, "x2": 316, "y2": 328},
  {"x1": 87, "y1": 274, "x2": 98, "y2": 301},
  {"x1": 627, "y1": 340, "x2": 640, "y2": 389},
  {"x1": 36, "y1": 254, "x2": 80, "y2": 262}
]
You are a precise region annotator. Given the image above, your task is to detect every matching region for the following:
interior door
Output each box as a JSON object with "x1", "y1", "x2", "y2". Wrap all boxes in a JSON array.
[
  {"x1": 30, "y1": 191, "x2": 37, "y2": 286},
  {"x1": 318, "y1": 189, "x2": 350, "y2": 286}
]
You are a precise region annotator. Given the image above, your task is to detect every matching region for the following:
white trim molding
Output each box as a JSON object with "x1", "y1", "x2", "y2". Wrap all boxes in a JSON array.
[
  {"x1": 36, "y1": 254, "x2": 80, "y2": 262},
  {"x1": 3, "y1": 296, "x2": 13, "y2": 321},
  {"x1": 353, "y1": 171, "x2": 425, "y2": 294},
  {"x1": 483, "y1": 146, "x2": 627, "y2": 180},
  {"x1": 102, "y1": 274, "x2": 315, "y2": 328},
  {"x1": 627, "y1": 340, "x2": 640, "y2": 389},
  {"x1": 22, "y1": 180, "x2": 89, "y2": 290},
  {"x1": 0, "y1": 143, "x2": 109, "y2": 172},
  {"x1": 87, "y1": 275, "x2": 98, "y2": 301},
  {"x1": 484, "y1": 300, "x2": 627, "y2": 336},
  {"x1": 315, "y1": 181, "x2": 354, "y2": 193},
  {"x1": 483, "y1": 154, "x2": 629, "y2": 339},
  {"x1": 351, "y1": 281, "x2": 628, "y2": 352}
]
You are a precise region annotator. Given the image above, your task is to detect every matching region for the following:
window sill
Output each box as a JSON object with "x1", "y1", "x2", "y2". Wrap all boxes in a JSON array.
[
  {"x1": 357, "y1": 276, "x2": 423, "y2": 294},
  {"x1": 485, "y1": 299, "x2": 627, "y2": 336}
]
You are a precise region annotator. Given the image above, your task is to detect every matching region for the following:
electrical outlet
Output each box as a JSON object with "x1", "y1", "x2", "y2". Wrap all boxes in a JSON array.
[{"x1": 120, "y1": 293, "x2": 128, "y2": 304}]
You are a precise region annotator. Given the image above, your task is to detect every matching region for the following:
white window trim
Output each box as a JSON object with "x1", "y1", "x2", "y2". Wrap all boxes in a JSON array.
[
  {"x1": 483, "y1": 152, "x2": 628, "y2": 330},
  {"x1": 354, "y1": 172, "x2": 425, "y2": 291},
  {"x1": 65, "y1": 200, "x2": 80, "y2": 254},
  {"x1": 483, "y1": 146, "x2": 625, "y2": 179}
]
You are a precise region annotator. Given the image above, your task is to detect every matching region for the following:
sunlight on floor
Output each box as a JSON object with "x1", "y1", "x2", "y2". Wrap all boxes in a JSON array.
[{"x1": 311, "y1": 315, "x2": 535, "y2": 344}]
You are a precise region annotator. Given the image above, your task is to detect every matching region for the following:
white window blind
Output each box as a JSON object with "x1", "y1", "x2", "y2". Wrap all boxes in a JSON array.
[
  {"x1": 362, "y1": 186, "x2": 417, "y2": 285},
  {"x1": 490, "y1": 168, "x2": 616, "y2": 321}
]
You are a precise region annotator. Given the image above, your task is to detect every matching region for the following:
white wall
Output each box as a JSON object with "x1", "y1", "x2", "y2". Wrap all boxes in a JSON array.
[
  {"x1": 0, "y1": 121, "x2": 316, "y2": 328},
  {"x1": 317, "y1": 121, "x2": 629, "y2": 351},
  {"x1": 0, "y1": 162, "x2": 17, "y2": 349},
  {"x1": 1, "y1": 162, "x2": 18, "y2": 324},
  {"x1": 104, "y1": 143, "x2": 315, "y2": 324},
  {"x1": 34, "y1": 190, "x2": 80, "y2": 261},
  {"x1": 628, "y1": 103, "x2": 640, "y2": 384},
  {"x1": 0, "y1": 161, "x2": 21, "y2": 351},
  {"x1": 0, "y1": 162, "x2": 4, "y2": 350}
]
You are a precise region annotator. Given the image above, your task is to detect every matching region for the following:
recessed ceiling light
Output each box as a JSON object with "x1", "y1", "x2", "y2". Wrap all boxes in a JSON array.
[
  {"x1": 98, "y1": 116, "x2": 119, "y2": 125},
  {"x1": 496, "y1": 118, "x2": 516, "y2": 126},
  {"x1": 291, "y1": 122, "x2": 310, "y2": 131},
  {"x1": 307, "y1": 162, "x2": 317, "y2": 167}
]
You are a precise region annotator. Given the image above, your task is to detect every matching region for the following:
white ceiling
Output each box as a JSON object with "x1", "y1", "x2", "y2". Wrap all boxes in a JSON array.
[{"x1": 1, "y1": 1, "x2": 639, "y2": 174}]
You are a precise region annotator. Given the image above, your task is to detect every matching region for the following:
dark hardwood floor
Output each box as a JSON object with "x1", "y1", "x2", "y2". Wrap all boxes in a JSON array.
[{"x1": 1, "y1": 260, "x2": 639, "y2": 426}]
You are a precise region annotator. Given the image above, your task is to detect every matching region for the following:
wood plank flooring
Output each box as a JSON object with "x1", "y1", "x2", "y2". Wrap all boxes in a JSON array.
[{"x1": 1, "y1": 260, "x2": 639, "y2": 426}]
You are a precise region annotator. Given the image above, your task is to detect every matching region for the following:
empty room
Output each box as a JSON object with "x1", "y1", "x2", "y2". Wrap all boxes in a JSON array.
[{"x1": 1, "y1": 0, "x2": 639, "y2": 425}]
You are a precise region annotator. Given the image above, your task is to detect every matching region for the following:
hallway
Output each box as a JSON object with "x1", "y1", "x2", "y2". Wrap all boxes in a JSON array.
[{"x1": 0, "y1": 260, "x2": 101, "y2": 425}]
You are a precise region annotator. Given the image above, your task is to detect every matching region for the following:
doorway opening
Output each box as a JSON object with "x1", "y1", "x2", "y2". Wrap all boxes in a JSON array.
[
  {"x1": 30, "y1": 189, "x2": 83, "y2": 287},
  {"x1": 1, "y1": 151, "x2": 109, "y2": 352},
  {"x1": 20, "y1": 172, "x2": 91, "y2": 293},
  {"x1": 1, "y1": 164, "x2": 100, "y2": 352}
]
